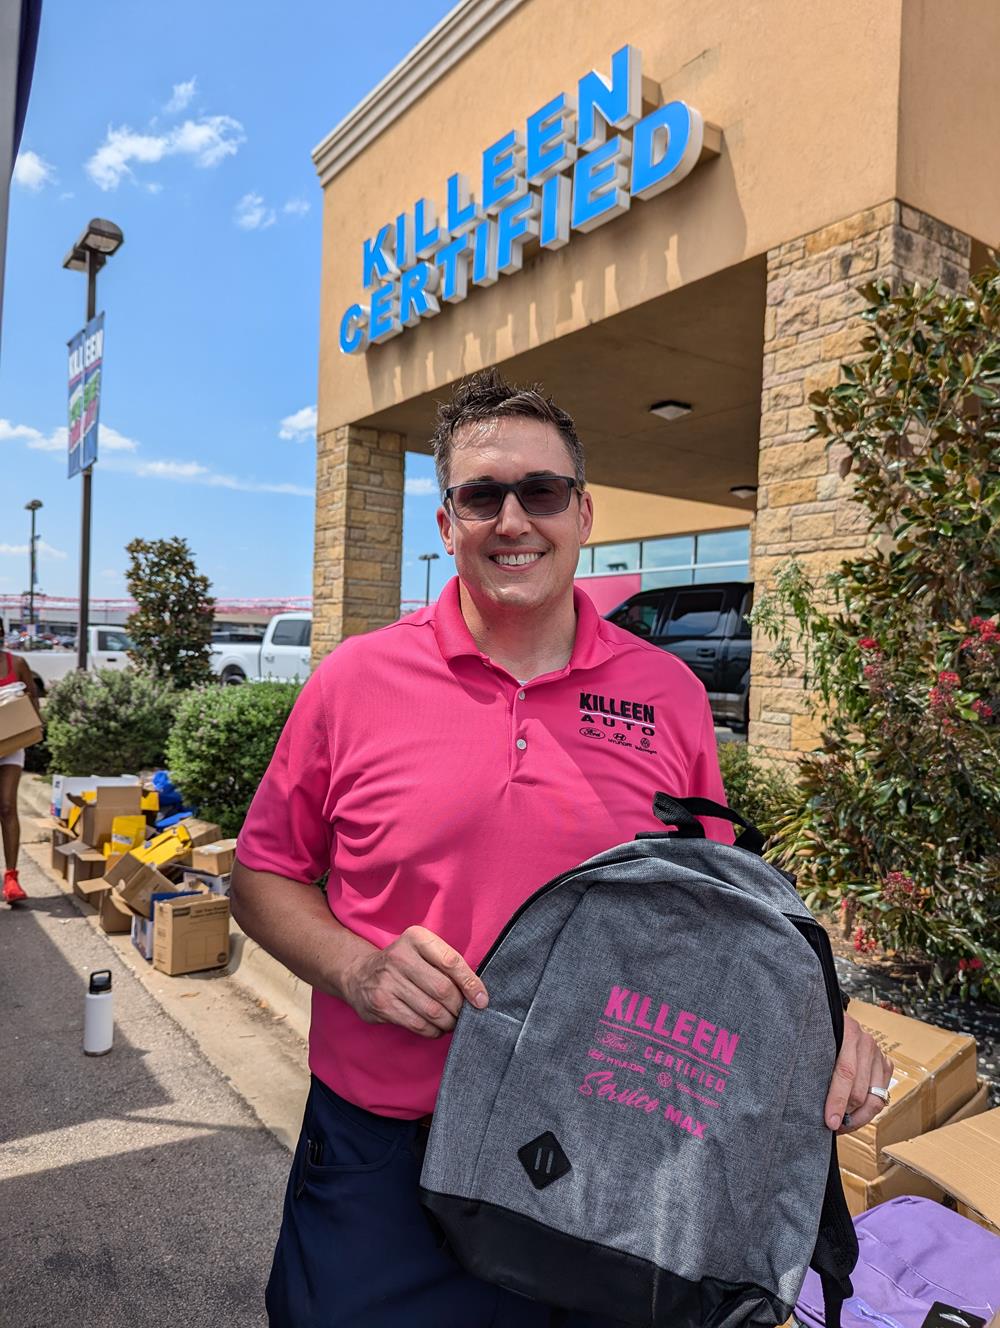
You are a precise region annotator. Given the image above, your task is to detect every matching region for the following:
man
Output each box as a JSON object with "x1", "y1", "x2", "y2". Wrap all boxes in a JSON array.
[{"x1": 232, "y1": 370, "x2": 891, "y2": 1328}]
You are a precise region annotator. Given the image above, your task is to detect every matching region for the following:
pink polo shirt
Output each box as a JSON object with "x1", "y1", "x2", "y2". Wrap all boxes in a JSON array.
[{"x1": 237, "y1": 579, "x2": 733, "y2": 1118}]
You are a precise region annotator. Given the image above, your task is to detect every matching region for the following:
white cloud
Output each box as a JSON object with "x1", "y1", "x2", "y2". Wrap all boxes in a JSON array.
[
  {"x1": 86, "y1": 114, "x2": 245, "y2": 190},
  {"x1": 3, "y1": 419, "x2": 137, "y2": 455},
  {"x1": 234, "y1": 192, "x2": 276, "y2": 230},
  {"x1": 282, "y1": 197, "x2": 310, "y2": 216},
  {"x1": 3, "y1": 412, "x2": 308, "y2": 497},
  {"x1": 278, "y1": 404, "x2": 317, "y2": 441},
  {"x1": 0, "y1": 541, "x2": 67, "y2": 560},
  {"x1": 101, "y1": 426, "x2": 140, "y2": 452},
  {"x1": 59, "y1": 191, "x2": 75, "y2": 201},
  {"x1": 165, "y1": 78, "x2": 197, "y2": 114},
  {"x1": 13, "y1": 150, "x2": 56, "y2": 190},
  {"x1": 405, "y1": 477, "x2": 438, "y2": 497},
  {"x1": 0, "y1": 418, "x2": 45, "y2": 444},
  {"x1": 128, "y1": 457, "x2": 312, "y2": 496}
]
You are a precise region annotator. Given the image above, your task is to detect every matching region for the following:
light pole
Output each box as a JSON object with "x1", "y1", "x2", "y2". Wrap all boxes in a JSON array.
[
  {"x1": 63, "y1": 219, "x2": 124, "y2": 670},
  {"x1": 24, "y1": 499, "x2": 42, "y2": 629},
  {"x1": 418, "y1": 551, "x2": 439, "y2": 606}
]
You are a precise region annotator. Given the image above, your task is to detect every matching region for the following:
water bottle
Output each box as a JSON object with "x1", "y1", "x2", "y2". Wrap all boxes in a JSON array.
[{"x1": 84, "y1": 969, "x2": 113, "y2": 1056}]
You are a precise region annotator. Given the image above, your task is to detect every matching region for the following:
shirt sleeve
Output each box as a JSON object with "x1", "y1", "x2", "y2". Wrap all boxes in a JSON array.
[
  {"x1": 686, "y1": 693, "x2": 736, "y2": 845},
  {"x1": 236, "y1": 667, "x2": 334, "y2": 883}
]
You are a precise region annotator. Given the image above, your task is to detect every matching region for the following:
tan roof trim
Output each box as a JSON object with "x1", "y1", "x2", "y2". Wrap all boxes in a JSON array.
[{"x1": 312, "y1": 0, "x2": 530, "y2": 187}]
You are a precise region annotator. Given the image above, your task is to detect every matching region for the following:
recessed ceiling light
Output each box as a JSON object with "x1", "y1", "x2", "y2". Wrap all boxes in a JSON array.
[
  {"x1": 649, "y1": 400, "x2": 692, "y2": 421},
  {"x1": 729, "y1": 485, "x2": 758, "y2": 500}
]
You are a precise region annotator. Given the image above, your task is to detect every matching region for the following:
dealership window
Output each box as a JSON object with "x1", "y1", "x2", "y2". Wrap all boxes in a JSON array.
[{"x1": 578, "y1": 527, "x2": 750, "y2": 589}]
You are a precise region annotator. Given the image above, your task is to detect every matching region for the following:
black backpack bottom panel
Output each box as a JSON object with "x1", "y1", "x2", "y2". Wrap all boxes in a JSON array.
[{"x1": 420, "y1": 1189, "x2": 792, "y2": 1328}]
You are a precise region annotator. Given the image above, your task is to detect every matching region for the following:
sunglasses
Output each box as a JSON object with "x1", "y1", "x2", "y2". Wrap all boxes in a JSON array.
[{"x1": 444, "y1": 475, "x2": 580, "y2": 521}]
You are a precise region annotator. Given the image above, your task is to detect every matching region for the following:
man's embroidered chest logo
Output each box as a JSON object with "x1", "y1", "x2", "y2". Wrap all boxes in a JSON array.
[{"x1": 578, "y1": 692, "x2": 657, "y2": 753}]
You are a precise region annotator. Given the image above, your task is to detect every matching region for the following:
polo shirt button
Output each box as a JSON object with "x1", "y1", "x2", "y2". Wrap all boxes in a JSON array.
[
  {"x1": 518, "y1": 690, "x2": 526, "y2": 701},
  {"x1": 516, "y1": 738, "x2": 527, "y2": 750}
]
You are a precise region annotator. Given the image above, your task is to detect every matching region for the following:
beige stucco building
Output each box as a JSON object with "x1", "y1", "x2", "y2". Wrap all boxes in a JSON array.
[{"x1": 310, "y1": 0, "x2": 998, "y2": 757}]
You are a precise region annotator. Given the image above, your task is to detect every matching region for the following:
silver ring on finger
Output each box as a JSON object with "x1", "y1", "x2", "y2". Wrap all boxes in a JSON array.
[{"x1": 868, "y1": 1084, "x2": 891, "y2": 1104}]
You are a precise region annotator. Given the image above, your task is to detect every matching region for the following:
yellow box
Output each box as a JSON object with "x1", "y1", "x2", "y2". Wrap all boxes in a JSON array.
[
  {"x1": 110, "y1": 814, "x2": 146, "y2": 854},
  {"x1": 141, "y1": 791, "x2": 160, "y2": 812}
]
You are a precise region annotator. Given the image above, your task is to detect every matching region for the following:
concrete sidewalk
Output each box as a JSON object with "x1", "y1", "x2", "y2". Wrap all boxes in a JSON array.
[
  {"x1": 17, "y1": 775, "x2": 312, "y2": 1149},
  {"x1": 1, "y1": 832, "x2": 297, "y2": 1327}
]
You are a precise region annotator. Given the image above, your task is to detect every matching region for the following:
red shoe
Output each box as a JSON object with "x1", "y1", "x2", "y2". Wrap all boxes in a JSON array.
[{"x1": 3, "y1": 870, "x2": 27, "y2": 904}]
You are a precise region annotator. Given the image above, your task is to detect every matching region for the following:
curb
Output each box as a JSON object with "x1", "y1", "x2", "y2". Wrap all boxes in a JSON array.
[{"x1": 19, "y1": 773, "x2": 312, "y2": 1044}]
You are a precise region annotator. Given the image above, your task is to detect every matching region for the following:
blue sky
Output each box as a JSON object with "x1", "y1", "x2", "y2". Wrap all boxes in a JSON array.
[{"x1": 2, "y1": 0, "x2": 455, "y2": 612}]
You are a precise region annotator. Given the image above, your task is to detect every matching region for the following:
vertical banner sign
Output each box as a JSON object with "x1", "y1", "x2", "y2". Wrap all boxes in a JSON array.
[{"x1": 67, "y1": 312, "x2": 104, "y2": 477}]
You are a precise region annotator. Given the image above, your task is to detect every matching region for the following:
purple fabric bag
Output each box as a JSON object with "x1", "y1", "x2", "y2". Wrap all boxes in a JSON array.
[{"x1": 796, "y1": 1196, "x2": 1000, "y2": 1328}]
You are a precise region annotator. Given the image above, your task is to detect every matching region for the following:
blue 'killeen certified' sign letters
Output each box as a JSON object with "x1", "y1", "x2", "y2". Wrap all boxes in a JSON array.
[{"x1": 339, "y1": 45, "x2": 713, "y2": 355}]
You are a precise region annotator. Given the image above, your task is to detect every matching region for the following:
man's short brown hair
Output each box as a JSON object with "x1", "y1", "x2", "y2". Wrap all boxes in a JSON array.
[{"x1": 431, "y1": 368, "x2": 586, "y2": 496}]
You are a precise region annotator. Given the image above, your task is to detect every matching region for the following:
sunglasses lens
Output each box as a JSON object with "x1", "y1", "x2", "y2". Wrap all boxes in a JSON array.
[
  {"x1": 517, "y1": 477, "x2": 572, "y2": 515},
  {"x1": 452, "y1": 483, "x2": 504, "y2": 519}
]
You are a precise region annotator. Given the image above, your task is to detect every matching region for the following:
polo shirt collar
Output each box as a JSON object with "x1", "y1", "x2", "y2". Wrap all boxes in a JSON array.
[{"x1": 432, "y1": 576, "x2": 615, "y2": 673}]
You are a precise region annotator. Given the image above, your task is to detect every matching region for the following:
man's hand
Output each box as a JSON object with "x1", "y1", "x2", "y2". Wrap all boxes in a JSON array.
[
  {"x1": 825, "y1": 1014, "x2": 894, "y2": 1134},
  {"x1": 343, "y1": 925, "x2": 489, "y2": 1039}
]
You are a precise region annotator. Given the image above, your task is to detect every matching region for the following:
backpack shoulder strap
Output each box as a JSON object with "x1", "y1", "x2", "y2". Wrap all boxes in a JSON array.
[{"x1": 786, "y1": 914, "x2": 859, "y2": 1327}]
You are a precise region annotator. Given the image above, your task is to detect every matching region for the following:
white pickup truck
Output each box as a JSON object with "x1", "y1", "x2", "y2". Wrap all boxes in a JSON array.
[
  {"x1": 210, "y1": 611, "x2": 313, "y2": 684},
  {"x1": 12, "y1": 626, "x2": 134, "y2": 695}
]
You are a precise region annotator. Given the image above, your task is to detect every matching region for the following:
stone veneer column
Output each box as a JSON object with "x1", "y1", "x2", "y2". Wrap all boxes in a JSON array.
[
  {"x1": 750, "y1": 202, "x2": 971, "y2": 760},
  {"x1": 312, "y1": 424, "x2": 405, "y2": 662}
]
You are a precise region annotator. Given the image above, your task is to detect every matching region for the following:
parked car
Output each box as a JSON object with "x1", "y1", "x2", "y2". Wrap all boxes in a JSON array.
[
  {"x1": 210, "y1": 611, "x2": 313, "y2": 684},
  {"x1": 605, "y1": 581, "x2": 753, "y2": 732},
  {"x1": 11, "y1": 625, "x2": 134, "y2": 695}
]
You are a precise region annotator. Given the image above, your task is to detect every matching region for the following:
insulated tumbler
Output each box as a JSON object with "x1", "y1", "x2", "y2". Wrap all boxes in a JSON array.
[{"x1": 83, "y1": 968, "x2": 113, "y2": 1056}]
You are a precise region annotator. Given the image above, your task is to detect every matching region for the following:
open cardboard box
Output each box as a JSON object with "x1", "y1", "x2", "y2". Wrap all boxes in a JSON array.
[
  {"x1": 51, "y1": 774, "x2": 140, "y2": 819},
  {"x1": 839, "y1": 1081, "x2": 990, "y2": 1217},
  {"x1": 843, "y1": 1000, "x2": 979, "y2": 1179},
  {"x1": 885, "y1": 1103, "x2": 1000, "y2": 1237},
  {"x1": 65, "y1": 786, "x2": 143, "y2": 852}
]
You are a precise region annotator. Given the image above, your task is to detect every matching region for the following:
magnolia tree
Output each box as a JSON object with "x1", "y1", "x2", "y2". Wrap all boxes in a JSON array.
[
  {"x1": 752, "y1": 269, "x2": 1000, "y2": 999},
  {"x1": 125, "y1": 537, "x2": 216, "y2": 690}
]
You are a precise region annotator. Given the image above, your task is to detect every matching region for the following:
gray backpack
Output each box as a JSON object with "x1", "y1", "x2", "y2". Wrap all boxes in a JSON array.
[{"x1": 420, "y1": 793, "x2": 858, "y2": 1327}]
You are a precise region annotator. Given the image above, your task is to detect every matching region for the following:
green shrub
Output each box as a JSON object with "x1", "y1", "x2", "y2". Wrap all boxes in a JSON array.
[
  {"x1": 44, "y1": 668, "x2": 175, "y2": 775},
  {"x1": 751, "y1": 269, "x2": 1000, "y2": 1000},
  {"x1": 166, "y1": 682, "x2": 301, "y2": 836},
  {"x1": 717, "y1": 741, "x2": 796, "y2": 840}
]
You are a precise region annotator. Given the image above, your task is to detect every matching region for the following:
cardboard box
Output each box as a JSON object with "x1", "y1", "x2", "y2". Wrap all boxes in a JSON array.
[
  {"x1": 128, "y1": 826, "x2": 193, "y2": 870},
  {"x1": 51, "y1": 773, "x2": 140, "y2": 818},
  {"x1": 181, "y1": 867, "x2": 231, "y2": 897},
  {"x1": 849, "y1": 1000, "x2": 978, "y2": 1135},
  {"x1": 69, "y1": 848, "x2": 109, "y2": 897},
  {"x1": 54, "y1": 839, "x2": 96, "y2": 881},
  {"x1": 99, "y1": 887, "x2": 133, "y2": 934},
  {"x1": 67, "y1": 786, "x2": 143, "y2": 852},
  {"x1": 0, "y1": 693, "x2": 42, "y2": 758},
  {"x1": 104, "y1": 852, "x2": 183, "y2": 919},
  {"x1": 153, "y1": 894, "x2": 230, "y2": 975},
  {"x1": 840, "y1": 1079, "x2": 990, "y2": 1216},
  {"x1": 130, "y1": 912, "x2": 155, "y2": 961},
  {"x1": 885, "y1": 1102, "x2": 1000, "y2": 1238},
  {"x1": 176, "y1": 818, "x2": 223, "y2": 850},
  {"x1": 190, "y1": 838, "x2": 237, "y2": 875},
  {"x1": 50, "y1": 824, "x2": 76, "y2": 870}
]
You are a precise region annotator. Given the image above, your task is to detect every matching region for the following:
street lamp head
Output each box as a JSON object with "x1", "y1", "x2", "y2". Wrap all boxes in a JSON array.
[
  {"x1": 63, "y1": 218, "x2": 124, "y2": 272},
  {"x1": 418, "y1": 552, "x2": 440, "y2": 562},
  {"x1": 25, "y1": 499, "x2": 43, "y2": 512}
]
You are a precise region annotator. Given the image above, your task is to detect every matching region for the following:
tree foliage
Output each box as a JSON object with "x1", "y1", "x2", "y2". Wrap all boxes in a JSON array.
[
  {"x1": 45, "y1": 667, "x2": 175, "y2": 775},
  {"x1": 125, "y1": 537, "x2": 215, "y2": 689},
  {"x1": 751, "y1": 268, "x2": 1000, "y2": 1000},
  {"x1": 166, "y1": 682, "x2": 301, "y2": 837}
]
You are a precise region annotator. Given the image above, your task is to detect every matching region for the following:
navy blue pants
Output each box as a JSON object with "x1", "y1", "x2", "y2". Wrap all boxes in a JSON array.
[{"x1": 266, "y1": 1076, "x2": 621, "y2": 1327}]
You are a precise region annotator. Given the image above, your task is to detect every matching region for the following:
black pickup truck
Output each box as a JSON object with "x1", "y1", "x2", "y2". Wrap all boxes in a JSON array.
[{"x1": 605, "y1": 580, "x2": 753, "y2": 732}]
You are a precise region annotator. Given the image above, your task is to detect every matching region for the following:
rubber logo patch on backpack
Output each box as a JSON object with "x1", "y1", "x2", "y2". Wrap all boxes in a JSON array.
[{"x1": 420, "y1": 793, "x2": 858, "y2": 1328}]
